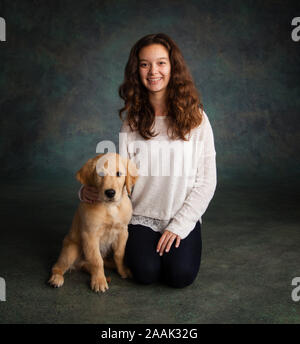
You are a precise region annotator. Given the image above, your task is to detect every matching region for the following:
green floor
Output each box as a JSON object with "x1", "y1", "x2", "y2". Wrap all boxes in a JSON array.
[{"x1": 0, "y1": 178, "x2": 299, "y2": 324}]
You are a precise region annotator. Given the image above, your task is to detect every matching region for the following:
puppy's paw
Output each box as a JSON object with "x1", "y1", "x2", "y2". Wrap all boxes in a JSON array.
[
  {"x1": 48, "y1": 274, "x2": 64, "y2": 288},
  {"x1": 119, "y1": 267, "x2": 132, "y2": 279},
  {"x1": 91, "y1": 274, "x2": 109, "y2": 293}
]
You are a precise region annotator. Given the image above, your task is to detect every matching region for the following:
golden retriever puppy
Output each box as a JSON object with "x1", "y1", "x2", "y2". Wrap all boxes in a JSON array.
[{"x1": 48, "y1": 153, "x2": 138, "y2": 292}]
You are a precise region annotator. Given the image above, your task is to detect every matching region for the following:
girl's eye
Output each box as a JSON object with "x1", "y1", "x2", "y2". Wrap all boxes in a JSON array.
[
  {"x1": 116, "y1": 171, "x2": 122, "y2": 177},
  {"x1": 140, "y1": 62, "x2": 166, "y2": 67}
]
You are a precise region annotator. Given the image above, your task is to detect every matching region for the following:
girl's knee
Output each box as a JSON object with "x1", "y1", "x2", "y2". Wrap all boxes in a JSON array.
[
  {"x1": 129, "y1": 260, "x2": 161, "y2": 285},
  {"x1": 164, "y1": 265, "x2": 199, "y2": 288}
]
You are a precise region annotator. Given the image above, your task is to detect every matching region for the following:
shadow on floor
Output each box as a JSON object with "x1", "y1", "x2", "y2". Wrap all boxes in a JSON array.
[{"x1": 0, "y1": 178, "x2": 299, "y2": 323}]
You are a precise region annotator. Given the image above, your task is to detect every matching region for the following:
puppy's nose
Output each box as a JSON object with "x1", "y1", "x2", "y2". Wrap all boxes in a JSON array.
[{"x1": 105, "y1": 189, "x2": 116, "y2": 198}]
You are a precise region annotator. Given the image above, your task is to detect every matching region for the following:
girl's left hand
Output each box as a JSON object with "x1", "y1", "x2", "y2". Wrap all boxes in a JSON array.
[{"x1": 156, "y1": 230, "x2": 181, "y2": 256}]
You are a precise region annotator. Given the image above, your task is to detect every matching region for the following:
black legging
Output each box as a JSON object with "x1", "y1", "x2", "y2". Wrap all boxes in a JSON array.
[{"x1": 124, "y1": 221, "x2": 202, "y2": 288}]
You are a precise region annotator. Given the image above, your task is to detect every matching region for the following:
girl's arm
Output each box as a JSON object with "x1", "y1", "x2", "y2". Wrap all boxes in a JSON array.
[{"x1": 166, "y1": 113, "x2": 217, "y2": 239}]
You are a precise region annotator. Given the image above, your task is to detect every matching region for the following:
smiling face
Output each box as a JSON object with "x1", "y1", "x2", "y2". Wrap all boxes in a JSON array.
[{"x1": 138, "y1": 44, "x2": 171, "y2": 96}]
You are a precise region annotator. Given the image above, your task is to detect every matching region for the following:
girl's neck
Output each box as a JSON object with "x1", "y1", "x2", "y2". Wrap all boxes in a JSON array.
[{"x1": 148, "y1": 91, "x2": 168, "y2": 116}]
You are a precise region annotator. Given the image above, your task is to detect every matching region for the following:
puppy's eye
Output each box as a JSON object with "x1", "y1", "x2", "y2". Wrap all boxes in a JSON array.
[{"x1": 116, "y1": 171, "x2": 122, "y2": 177}]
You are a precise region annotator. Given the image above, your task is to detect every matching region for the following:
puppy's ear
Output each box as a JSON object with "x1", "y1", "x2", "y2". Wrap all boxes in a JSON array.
[
  {"x1": 76, "y1": 155, "x2": 103, "y2": 185},
  {"x1": 124, "y1": 158, "x2": 139, "y2": 196}
]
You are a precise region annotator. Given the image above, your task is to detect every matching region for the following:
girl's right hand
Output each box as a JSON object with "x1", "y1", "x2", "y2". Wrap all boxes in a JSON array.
[{"x1": 81, "y1": 185, "x2": 99, "y2": 204}]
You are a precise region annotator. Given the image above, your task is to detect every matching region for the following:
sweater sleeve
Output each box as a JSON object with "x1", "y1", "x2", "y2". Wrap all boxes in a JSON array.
[{"x1": 166, "y1": 113, "x2": 217, "y2": 239}]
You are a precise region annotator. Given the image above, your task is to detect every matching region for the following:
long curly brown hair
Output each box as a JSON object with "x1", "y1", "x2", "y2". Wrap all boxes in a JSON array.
[{"x1": 118, "y1": 33, "x2": 203, "y2": 141}]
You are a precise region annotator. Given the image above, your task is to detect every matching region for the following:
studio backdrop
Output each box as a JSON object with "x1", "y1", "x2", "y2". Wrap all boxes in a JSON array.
[{"x1": 0, "y1": 0, "x2": 299, "y2": 187}]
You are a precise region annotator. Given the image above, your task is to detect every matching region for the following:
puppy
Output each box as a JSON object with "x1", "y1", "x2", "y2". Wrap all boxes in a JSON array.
[{"x1": 48, "y1": 153, "x2": 138, "y2": 292}]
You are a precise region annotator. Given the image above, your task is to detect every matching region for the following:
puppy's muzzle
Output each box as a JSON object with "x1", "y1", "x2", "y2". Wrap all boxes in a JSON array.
[{"x1": 105, "y1": 189, "x2": 116, "y2": 199}]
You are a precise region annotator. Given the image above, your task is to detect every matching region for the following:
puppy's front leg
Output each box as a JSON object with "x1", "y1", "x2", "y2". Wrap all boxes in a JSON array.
[
  {"x1": 82, "y1": 231, "x2": 108, "y2": 292},
  {"x1": 48, "y1": 236, "x2": 80, "y2": 288},
  {"x1": 112, "y1": 228, "x2": 132, "y2": 279}
]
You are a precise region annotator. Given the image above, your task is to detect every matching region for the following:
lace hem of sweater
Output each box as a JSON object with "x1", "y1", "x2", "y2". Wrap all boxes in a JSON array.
[{"x1": 129, "y1": 215, "x2": 170, "y2": 231}]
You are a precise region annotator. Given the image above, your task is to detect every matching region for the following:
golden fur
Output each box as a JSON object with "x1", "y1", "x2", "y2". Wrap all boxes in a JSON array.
[{"x1": 48, "y1": 153, "x2": 138, "y2": 292}]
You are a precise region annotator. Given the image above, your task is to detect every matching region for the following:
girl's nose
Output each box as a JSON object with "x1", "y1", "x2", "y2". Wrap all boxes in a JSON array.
[{"x1": 149, "y1": 63, "x2": 158, "y2": 74}]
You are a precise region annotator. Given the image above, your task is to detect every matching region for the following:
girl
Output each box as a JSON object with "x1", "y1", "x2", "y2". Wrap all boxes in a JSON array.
[{"x1": 80, "y1": 33, "x2": 217, "y2": 288}]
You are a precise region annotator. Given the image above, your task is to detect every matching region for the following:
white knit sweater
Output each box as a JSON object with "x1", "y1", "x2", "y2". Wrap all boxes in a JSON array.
[{"x1": 119, "y1": 110, "x2": 217, "y2": 239}]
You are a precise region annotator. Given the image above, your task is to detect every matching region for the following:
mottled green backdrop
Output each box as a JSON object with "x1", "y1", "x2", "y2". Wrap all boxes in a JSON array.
[{"x1": 1, "y1": 0, "x2": 300, "y2": 186}]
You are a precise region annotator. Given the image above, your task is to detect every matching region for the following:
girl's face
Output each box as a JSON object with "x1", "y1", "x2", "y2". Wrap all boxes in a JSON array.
[{"x1": 138, "y1": 44, "x2": 171, "y2": 96}]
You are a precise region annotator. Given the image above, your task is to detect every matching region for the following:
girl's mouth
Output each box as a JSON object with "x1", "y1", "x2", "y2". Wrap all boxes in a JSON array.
[{"x1": 147, "y1": 78, "x2": 162, "y2": 85}]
